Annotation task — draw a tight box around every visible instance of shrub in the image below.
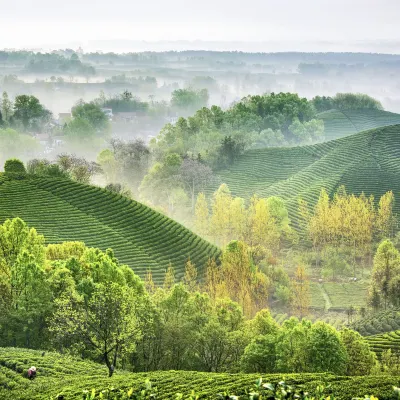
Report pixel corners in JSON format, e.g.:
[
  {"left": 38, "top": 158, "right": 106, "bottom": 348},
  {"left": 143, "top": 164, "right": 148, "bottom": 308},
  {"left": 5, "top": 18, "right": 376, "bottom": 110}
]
[{"left": 4, "top": 159, "right": 26, "bottom": 174}]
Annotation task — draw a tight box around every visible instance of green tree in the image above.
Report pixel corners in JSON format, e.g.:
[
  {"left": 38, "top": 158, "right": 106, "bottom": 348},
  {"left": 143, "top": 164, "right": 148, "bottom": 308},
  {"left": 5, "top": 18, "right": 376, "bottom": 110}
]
[
  {"left": 64, "top": 117, "right": 96, "bottom": 140},
  {"left": 241, "top": 334, "right": 277, "bottom": 373},
  {"left": 71, "top": 101, "right": 109, "bottom": 133},
  {"left": 13, "top": 95, "right": 51, "bottom": 131},
  {"left": 4, "top": 158, "right": 26, "bottom": 174},
  {"left": 50, "top": 282, "right": 139, "bottom": 377},
  {"left": 306, "top": 321, "right": 348, "bottom": 374},
  {"left": 340, "top": 328, "right": 377, "bottom": 376},
  {"left": 370, "top": 240, "right": 400, "bottom": 309},
  {"left": 1, "top": 91, "right": 13, "bottom": 121},
  {"left": 171, "top": 88, "right": 209, "bottom": 113}
]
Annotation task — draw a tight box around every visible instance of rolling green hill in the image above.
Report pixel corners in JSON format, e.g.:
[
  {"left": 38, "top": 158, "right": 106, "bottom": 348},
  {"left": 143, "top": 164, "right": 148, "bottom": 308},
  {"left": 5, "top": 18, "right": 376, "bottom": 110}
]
[
  {"left": 1, "top": 348, "right": 398, "bottom": 400},
  {"left": 319, "top": 108, "right": 400, "bottom": 141},
  {"left": 0, "top": 175, "right": 220, "bottom": 283},
  {"left": 212, "top": 124, "right": 400, "bottom": 221}
]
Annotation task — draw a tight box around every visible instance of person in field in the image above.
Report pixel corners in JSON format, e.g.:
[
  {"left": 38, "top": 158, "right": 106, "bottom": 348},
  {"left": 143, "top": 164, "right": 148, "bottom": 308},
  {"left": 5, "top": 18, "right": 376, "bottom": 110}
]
[{"left": 27, "top": 366, "right": 37, "bottom": 380}]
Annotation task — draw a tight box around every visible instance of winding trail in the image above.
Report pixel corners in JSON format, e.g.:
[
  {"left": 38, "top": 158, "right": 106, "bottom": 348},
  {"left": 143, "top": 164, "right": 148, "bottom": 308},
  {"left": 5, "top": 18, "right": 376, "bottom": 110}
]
[{"left": 318, "top": 283, "right": 332, "bottom": 311}]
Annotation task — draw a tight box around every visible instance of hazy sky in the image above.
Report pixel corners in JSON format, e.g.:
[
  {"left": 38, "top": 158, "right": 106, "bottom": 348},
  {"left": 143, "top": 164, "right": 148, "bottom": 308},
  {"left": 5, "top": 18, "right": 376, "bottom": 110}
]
[{"left": 1, "top": 0, "right": 400, "bottom": 51}]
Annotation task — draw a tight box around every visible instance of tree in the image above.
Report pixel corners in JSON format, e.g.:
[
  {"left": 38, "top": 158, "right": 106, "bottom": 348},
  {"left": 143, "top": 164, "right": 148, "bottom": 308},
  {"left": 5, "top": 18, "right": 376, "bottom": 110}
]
[
  {"left": 218, "top": 136, "right": 244, "bottom": 167},
  {"left": 376, "top": 191, "right": 396, "bottom": 239},
  {"left": 183, "top": 258, "right": 198, "bottom": 292},
  {"left": 71, "top": 101, "right": 109, "bottom": 133},
  {"left": 306, "top": 321, "right": 348, "bottom": 374},
  {"left": 0, "top": 218, "right": 49, "bottom": 348},
  {"left": 204, "top": 258, "right": 222, "bottom": 304},
  {"left": 370, "top": 240, "right": 400, "bottom": 309},
  {"left": 163, "top": 264, "right": 175, "bottom": 291},
  {"left": 64, "top": 117, "right": 96, "bottom": 140},
  {"left": 4, "top": 158, "right": 26, "bottom": 174},
  {"left": 291, "top": 265, "right": 310, "bottom": 318},
  {"left": 340, "top": 328, "right": 377, "bottom": 376},
  {"left": 13, "top": 95, "right": 51, "bottom": 131},
  {"left": 50, "top": 282, "right": 139, "bottom": 377},
  {"left": 210, "top": 184, "right": 232, "bottom": 246},
  {"left": 171, "top": 88, "right": 209, "bottom": 113},
  {"left": 241, "top": 334, "right": 277, "bottom": 373},
  {"left": 1, "top": 91, "right": 13, "bottom": 121},
  {"left": 222, "top": 241, "right": 270, "bottom": 316}
]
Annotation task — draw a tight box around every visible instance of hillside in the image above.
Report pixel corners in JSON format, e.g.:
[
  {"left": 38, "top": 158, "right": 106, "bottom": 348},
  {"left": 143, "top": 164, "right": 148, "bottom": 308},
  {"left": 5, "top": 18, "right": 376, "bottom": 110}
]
[
  {"left": 351, "top": 309, "right": 400, "bottom": 337},
  {"left": 212, "top": 124, "right": 400, "bottom": 221},
  {"left": 0, "top": 175, "right": 220, "bottom": 283},
  {"left": 0, "top": 348, "right": 398, "bottom": 400},
  {"left": 319, "top": 108, "right": 400, "bottom": 141},
  {"left": 366, "top": 331, "right": 400, "bottom": 357}
]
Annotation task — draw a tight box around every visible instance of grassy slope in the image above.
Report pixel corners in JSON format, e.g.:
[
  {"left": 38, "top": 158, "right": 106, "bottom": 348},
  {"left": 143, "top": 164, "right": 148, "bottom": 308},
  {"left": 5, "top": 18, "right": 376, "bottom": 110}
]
[
  {"left": 1, "top": 348, "right": 399, "bottom": 400},
  {"left": 212, "top": 124, "right": 400, "bottom": 224},
  {"left": 0, "top": 175, "right": 220, "bottom": 283},
  {"left": 319, "top": 109, "right": 400, "bottom": 141}
]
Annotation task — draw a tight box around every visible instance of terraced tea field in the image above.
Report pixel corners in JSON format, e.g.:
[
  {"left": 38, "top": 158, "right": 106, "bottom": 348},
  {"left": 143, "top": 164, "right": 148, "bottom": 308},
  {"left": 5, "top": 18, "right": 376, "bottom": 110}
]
[
  {"left": 319, "top": 109, "right": 400, "bottom": 141},
  {"left": 351, "top": 309, "right": 400, "bottom": 336},
  {"left": 366, "top": 330, "right": 400, "bottom": 357},
  {"left": 212, "top": 124, "right": 400, "bottom": 223},
  {"left": 1, "top": 348, "right": 399, "bottom": 400},
  {"left": 0, "top": 176, "right": 220, "bottom": 283},
  {"left": 309, "top": 282, "right": 368, "bottom": 311}
]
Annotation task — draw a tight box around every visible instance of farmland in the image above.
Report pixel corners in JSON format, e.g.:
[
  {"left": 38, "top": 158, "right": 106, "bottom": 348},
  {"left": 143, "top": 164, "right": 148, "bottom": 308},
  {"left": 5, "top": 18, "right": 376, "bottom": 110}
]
[
  {"left": 1, "top": 348, "right": 399, "bottom": 400},
  {"left": 0, "top": 175, "right": 220, "bottom": 283},
  {"left": 319, "top": 109, "right": 400, "bottom": 141},
  {"left": 211, "top": 124, "right": 400, "bottom": 223},
  {"left": 351, "top": 309, "right": 400, "bottom": 336},
  {"left": 366, "top": 331, "right": 400, "bottom": 357}
]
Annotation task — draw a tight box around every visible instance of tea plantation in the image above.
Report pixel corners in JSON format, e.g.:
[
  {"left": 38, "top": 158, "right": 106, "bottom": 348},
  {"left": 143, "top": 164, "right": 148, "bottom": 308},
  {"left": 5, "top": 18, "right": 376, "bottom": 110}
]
[
  {"left": 212, "top": 124, "right": 400, "bottom": 224},
  {"left": 319, "top": 108, "right": 400, "bottom": 141},
  {"left": 351, "top": 309, "right": 400, "bottom": 336},
  {"left": 1, "top": 348, "right": 399, "bottom": 400},
  {"left": 0, "top": 175, "right": 220, "bottom": 283},
  {"left": 366, "top": 331, "right": 400, "bottom": 357}
]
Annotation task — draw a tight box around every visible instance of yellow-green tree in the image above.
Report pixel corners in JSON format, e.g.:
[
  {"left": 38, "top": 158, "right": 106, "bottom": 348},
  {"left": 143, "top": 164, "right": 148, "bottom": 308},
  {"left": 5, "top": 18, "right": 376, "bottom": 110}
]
[
  {"left": 376, "top": 191, "right": 396, "bottom": 239},
  {"left": 229, "top": 196, "right": 247, "bottom": 241},
  {"left": 145, "top": 269, "right": 155, "bottom": 294},
  {"left": 291, "top": 265, "right": 310, "bottom": 318},
  {"left": 183, "top": 258, "right": 198, "bottom": 292},
  {"left": 248, "top": 196, "right": 280, "bottom": 252},
  {"left": 163, "top": 263, "right": 175, "bottom": 291},
  {"left": 210, "top": 184, "right": 232, "bottom": 246}
]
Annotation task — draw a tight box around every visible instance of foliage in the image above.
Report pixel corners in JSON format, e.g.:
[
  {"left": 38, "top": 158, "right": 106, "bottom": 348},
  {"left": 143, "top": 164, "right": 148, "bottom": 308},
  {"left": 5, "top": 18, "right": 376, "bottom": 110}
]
[
  {"left": 153, "top": 93, "right": 323, "bottom": 171},
  {"left": 171, "top": 88, "right": 209, "bottom": 113},
  {"left": 369, "top": 240, "right": 400, "bottom": 309},
  {"left": 4, "top": 158, "right": 26, "bottom": 174},
  {"left": 196, "top": 185, "right": 295, "bottom": 251},
  {"left": 312, "top": 93, "right": 383, "bottom": 113},
  {"left": 13, "top": 95, "right": 52, "bottom": 131},
  {"left": 68, "top": 101, "right": 109, "bottom": 138}
]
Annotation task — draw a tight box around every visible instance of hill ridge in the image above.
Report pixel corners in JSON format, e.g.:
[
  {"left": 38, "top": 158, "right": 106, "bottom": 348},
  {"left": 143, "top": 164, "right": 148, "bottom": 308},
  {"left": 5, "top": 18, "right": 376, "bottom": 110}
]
[
  {"left": 211, "top": 124, "right": 400, "bottom": 222},
  {"left": 0, "top": 175, "right": 220, "bottom": 282}
]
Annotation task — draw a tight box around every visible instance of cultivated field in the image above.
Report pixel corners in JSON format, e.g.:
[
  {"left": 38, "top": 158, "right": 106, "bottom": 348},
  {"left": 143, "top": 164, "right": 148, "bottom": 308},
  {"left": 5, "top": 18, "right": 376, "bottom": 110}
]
[
  {"left": 212, "top": 124, "right": 400, "bottom": 224},
  {"left": 0, "top": 175, "right": 220, "bottom": 283},
  {"left": 319, "top": 109, "right": 400, "bottom": 141},
  {"left": 0, "top": 348, "right": 398, "bottom": 400}
]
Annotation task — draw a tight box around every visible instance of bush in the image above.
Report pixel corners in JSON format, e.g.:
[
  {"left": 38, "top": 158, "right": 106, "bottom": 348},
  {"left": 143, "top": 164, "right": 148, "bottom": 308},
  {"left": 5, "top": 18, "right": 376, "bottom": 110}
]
[{"left": 4, "top": 159, "right": 26, "bottom": 174}]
